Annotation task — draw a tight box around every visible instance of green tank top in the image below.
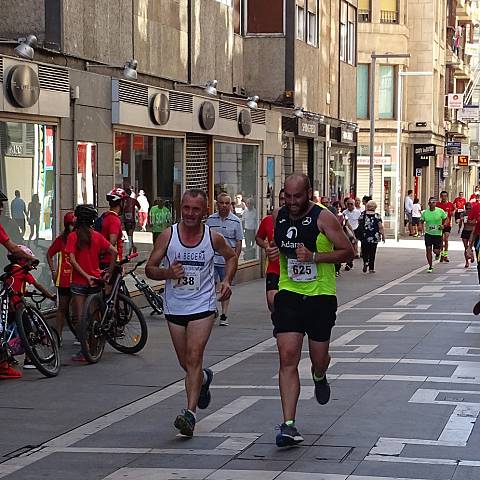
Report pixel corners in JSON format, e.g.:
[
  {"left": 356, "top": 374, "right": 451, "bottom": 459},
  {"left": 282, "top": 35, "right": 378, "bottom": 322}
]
[{"left": 275, "top": 204, "right": 336, "bottom": 296}]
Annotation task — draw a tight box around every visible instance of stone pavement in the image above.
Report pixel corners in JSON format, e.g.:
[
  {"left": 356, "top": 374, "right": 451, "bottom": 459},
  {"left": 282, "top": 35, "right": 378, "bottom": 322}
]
[{"left": 1, "top": 239, "right": 480, "bottom": 479}]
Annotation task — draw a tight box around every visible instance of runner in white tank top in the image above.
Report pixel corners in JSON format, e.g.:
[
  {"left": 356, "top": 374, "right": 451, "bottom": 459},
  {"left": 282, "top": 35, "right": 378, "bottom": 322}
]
[
  {"left": 146, "top": 189, "right": 238, "bottom": 438},
  {"left": 163, "top": 223, "right": 216, "bottom": 316}
]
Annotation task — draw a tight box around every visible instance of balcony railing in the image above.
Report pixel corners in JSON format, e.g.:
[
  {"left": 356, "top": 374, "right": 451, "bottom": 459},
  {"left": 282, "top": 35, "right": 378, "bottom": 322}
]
[
  {"left": 358, "top": 9, "right": 371, "bottom": 22},
  {"left": 380, "top": 10, "right": 399, "bottom": 24}
]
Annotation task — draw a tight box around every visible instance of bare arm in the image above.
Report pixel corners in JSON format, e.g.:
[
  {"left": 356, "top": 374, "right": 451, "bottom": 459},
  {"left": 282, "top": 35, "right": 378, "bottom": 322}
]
[
  {"left": 109, "top": 233, "right": 118, "bottom": 248},
  {"left": 234, "top": 240, "right": 242, "bottom": 258},
  {"left": 31, "top": 279, "right": 55, "bottom": 300},
  {"left": 297, "top": 210, "right": 354, "bottom": 264},
  {"left": 145, "top": 227, "right": 183, "bottom": 281},
  {"left": 378, "top": 220, "right": 385, "bottom": 242}
]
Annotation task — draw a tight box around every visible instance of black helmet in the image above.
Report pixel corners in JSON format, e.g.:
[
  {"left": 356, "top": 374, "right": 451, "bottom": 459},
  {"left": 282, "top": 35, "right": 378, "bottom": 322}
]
[
  {"left": 0, "top": 191, "right": 7, "bottom": 202},
  {"left": 74, "top": 204, "right": 98, "bottom": 225}
]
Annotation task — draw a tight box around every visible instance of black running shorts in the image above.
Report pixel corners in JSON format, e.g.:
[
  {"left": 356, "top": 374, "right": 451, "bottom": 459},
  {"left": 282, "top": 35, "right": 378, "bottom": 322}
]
[
  {"left": 265, "top": 273, "right": 280, "bottom": 292},
  {"left": 272, "top": 290, "right": 337, "bottom": 342},
  {"left": 165, "top": 311, "right": 216, "bottom": 327},
  {"left": 424, "top": 233, "right": 442, "bottom": 250},
  {"left": 443, "top": 226, "right": 452, "bottom": 234}
]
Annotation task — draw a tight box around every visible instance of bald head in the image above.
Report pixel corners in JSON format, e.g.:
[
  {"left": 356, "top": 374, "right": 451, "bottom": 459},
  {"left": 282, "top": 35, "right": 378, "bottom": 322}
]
[{"left": 285, "top": 173, "right": 311, "bottom": 192}]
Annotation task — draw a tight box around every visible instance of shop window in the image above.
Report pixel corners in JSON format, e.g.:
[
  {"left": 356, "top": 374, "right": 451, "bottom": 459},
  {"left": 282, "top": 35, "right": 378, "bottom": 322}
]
[
  {"left": 133, "top": 135, "right": 154, "bottom": 202},
  {"left": 214, "top": 142, "right": 259, "bottom": 262},
  {"left": 297, "top": 5, "right": 305, "bottom": 41},
  {"left": 246, "top": 0, "right": 284, "bottom": 34},
  {"left": 114, "top": 132, "right": 132, "bottom": 189},
  {"left": 77, "top": 142, "right": 97, "bottom": 206},
  {"left": 357, "top": 64, "right": 369, "bottom": 119},
  {"left": 378, "top": 65, "right": 395, "bottom": 119},
  {"left": 0, "top": 121, "right": 56, "bottom": 288}
]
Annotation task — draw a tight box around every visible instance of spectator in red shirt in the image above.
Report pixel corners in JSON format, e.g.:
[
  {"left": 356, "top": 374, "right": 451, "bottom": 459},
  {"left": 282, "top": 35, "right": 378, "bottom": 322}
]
[
  {"left": 100, "top": 188, "right": 127, "bottom": 268},
  {"left": 470, "top": 186, "right": 480, "bottom": 201},
  {"left": 255, "top": 189, "right": 285, "bottom": 312},
  {"left": 436, "top": 191, "right": 455, "bottom": 262},
  {"left": 453, "top": 192, "right": 467, "bottom": 223},
  {"left": 66, "top": 204, "right": 117, "bottom": 362},
  {"left": 47, "top": 211, "right": 76, "bottom": 343}
]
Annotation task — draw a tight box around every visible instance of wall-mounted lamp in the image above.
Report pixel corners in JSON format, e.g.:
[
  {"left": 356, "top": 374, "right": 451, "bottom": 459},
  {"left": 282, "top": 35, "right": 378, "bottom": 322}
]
[
  {"left": 0, "top": 34, "right": 37, "bottom": 60},
  {"left": 247, "top": 95, "right": 259, "bottom": 110},
  {"left": 86, "top": 58, "right": 138, "bottom": 80},
  {"left": 293, "top": 106, "right": 304, "bottom": 118},
  {"left": 205, "top": 79, "right": 218, "bottom": 96}
]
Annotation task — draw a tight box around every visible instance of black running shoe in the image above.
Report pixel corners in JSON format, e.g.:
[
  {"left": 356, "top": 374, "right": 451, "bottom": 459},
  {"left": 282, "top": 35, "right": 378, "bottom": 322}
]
[
  {"left": 312, "top": 368, "right": 331, "bottom": 405},
  {"left": 198, "top": 368, "right": 214, "bottom": 409},
  {"left": 174, "top": 409, "right": 196, "bottom": 437},
  {"left": 474, "top": 301, "right": 480, "bottom": 316},
  {"left": 275, "top": 423, "right": 304, "bottom": 447}
]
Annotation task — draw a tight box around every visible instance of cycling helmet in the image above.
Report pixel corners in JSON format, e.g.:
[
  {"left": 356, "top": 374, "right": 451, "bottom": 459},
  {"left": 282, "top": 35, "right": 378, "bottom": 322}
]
[
  {"left": 0, "top": 190, "right": 7, "bottom": 202},
  {"left": 63, "top": 211, "right": 76, "bottom": 226},
  {"left": 74, "top": 204, "right": 98, "bottom": 225},
  {"left": 106, "top": 188, "right": 127, "bottom": 203},
  {"left": 7, "top": 244, "right": 34, "bottom": 263}
]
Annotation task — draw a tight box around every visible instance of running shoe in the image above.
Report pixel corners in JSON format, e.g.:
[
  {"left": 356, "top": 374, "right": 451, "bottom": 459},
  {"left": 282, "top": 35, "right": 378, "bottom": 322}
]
[
  {"left": 219, "top": 314, "right": 229, "bottom": 326},
  {"left": 174, "top": 409, "right": 196, "bottom": 437},
  {"left": 71, "top": 351, "right": 87, "bottom": 363},
  {"left": 23, "top": 358, "right": 36, "bottom": 370},
  {"left": 369, "top": 270, "right": 376, "bottom": 274},
  {"left": 474, "top": 301, "right": 480, "bottom": 316},
  {"left": 344, "top": 264, "right": 351, "bottom": 271},
  {"left": 311, "top": 367, "right": 331, "bottom": 405},
  {"left": 335, "top": 271, "right": 340, "bottom": 277},
  {"left": 198, "top": 368, "right": 214, "bottom": 410},
  {"left": 362, "top": 264, "right": 368, "bottom": 273},
  {"left": 275, "top": 423, "right": 304, "bottom": 447},
  {"left": 435, "top": 254, "right": 440, "bottom": 261},
  {"left": 427, "top": 267, "right": 433, "bottom": 273},
  {"left": 439, "top": 255, "right": 445, "bottom": 263},
  {"left": 443, "top": 257, "right": 450, "bottom": 263},
  {"left": 0, "top": 362, "right": 22, "bottom": 379}
]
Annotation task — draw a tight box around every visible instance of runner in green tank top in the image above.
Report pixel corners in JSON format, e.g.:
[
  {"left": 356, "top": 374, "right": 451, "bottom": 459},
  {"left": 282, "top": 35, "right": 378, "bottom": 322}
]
[{"left": 266, "top": 173, "right": 354, "bottom": 448}]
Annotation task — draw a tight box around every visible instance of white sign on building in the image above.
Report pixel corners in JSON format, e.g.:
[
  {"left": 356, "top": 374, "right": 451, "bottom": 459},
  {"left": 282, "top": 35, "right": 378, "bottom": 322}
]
[
  {"left": 457, "top": 105, "right": 480, "bottom": 123},
  {"left": 448, "top": 93, "right": 464, "bottom": 109}
]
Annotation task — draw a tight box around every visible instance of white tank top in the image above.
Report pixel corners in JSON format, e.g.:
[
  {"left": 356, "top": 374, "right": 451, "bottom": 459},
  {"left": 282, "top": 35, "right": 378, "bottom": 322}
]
[{"left": 164, "top": 223, "right": 217, "bottom": 316}]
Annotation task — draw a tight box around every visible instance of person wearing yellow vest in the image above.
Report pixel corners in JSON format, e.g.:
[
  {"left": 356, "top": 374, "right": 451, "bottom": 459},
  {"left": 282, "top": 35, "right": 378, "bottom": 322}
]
[{"left": 266, "top": 173, "right": 354, "bottom": 448}]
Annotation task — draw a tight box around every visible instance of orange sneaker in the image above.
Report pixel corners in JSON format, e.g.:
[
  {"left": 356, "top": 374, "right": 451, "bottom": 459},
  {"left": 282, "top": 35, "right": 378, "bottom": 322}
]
[{"left": 0, "top": 362, "right": 22, "bottom": 379}]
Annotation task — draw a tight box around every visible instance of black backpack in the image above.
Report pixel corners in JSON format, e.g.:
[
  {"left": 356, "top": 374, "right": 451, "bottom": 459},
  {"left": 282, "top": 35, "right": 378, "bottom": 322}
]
[{"left": 93, "top": 212, "right": 108, "bottom": 232}]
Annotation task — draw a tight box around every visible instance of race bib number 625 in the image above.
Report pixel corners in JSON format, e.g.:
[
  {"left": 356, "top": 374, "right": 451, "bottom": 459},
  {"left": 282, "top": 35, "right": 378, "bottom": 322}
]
[{"left": 287, "top": 259, "right": 317, "bottom": 282}]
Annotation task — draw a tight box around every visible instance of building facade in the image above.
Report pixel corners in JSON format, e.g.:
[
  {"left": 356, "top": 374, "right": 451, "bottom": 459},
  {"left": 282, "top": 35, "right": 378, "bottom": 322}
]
[
  {"left": 0, "top": 0, "right": 357, "bottom": 284},
  {"left": 357, "top": 0, "right": 478, "bottom": 235}
]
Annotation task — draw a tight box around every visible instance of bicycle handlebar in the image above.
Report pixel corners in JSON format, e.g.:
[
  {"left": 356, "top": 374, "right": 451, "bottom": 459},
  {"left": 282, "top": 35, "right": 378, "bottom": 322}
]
[{"left": 24, "top": 290, "right": 57, "bottom": 308}]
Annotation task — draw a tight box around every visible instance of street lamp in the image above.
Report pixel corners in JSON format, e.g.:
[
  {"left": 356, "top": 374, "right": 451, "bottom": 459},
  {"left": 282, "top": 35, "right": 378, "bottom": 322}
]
[
  {"left": 369, "top": 52, "right": 410, "bottom": 197},
  {"left": 86, "top": 59, "right": 138, "bottom": 80},
  {"left": 0, "top": 35, "right": 37, "bottom": 60},
  {"left": 394, "top": 70, "right": 433, "bottom": 242}
]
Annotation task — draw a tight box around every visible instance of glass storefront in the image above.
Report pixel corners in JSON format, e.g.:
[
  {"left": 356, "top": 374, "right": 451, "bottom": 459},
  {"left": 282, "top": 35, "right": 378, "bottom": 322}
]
[
  {"left": 114, "top": 132, "right": 183, "bottom": 247},
  {"left": 214, "top": 142, "right": 259, "bottom": 262},
  {"left": 329, "top": 147, "right": 353, "bottom": 203},
  {"left": 0, "top": 121, "right": 56, "bottom": 285}
]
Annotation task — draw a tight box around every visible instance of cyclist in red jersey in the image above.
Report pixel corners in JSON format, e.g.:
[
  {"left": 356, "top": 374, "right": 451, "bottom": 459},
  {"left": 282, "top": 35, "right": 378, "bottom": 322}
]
[
  {"left": 256, "top": 189, "right": 285, "bottom": 312},
  {"left": 436, "top": 191, "right": 455, "bottom": 263},
  {"left": 47, "top": 211, "right": 76, "bottom": 343}
]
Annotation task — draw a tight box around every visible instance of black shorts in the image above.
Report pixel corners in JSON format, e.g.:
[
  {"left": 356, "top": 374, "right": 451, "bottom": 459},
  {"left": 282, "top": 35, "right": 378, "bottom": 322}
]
[
  {"left": 443, "top": 226, "right": 452, "bottom": 234},
  {"left": 266, "top": 273, "right": 280, "bottom": 292},
  {"left": 461, "top": 229, "right": 473, "bottom": 240},
  {"left": 124, "top": 222, "right": 136, "bottom": 232},
  {"left": 412, "top": 217, "right": 420, "bottom": 226},
  {"left": 57, "top": 287, "right": 71, "bottom": 297},
  {"left": 272, "top": 290, "right": 337, "bottom": 342},
  {"left": 455, "top": 211, "right": 462, "bottom": 221},
  {"left": 424, "top": 233, "right": 442, "bottom": 250},
  {"left": 165, "top": 310, "right": 216, "bottom": 327}
]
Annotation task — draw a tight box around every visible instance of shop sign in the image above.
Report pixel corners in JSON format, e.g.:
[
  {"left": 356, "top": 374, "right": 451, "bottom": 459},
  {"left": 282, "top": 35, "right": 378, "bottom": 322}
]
[
  {"left": 6, "top": 64, "right": 40, "bottom": 108},
  {"left": 448, "top": 93, "right": 464, "bottom": 109},
  {"left": 414, "top": 144, "right": 436, "bottom": 168},
  {"left": 446, "top": 141, "right": 461, "bottom": 155},
  {"left": 341, "top": 128, "right": 354, "bottom": 143},
  {"left": 238, "top": 109, "right": 252, "bottom": 136},
  {"left": 457, "top": 105, "right": 480, "bottom": 123},
  {"left": 150, "top": 93, "right": 170, "bottom": 125},
  {"left": 297, "top": 118, "right": 318, "bottom": 138},
  {"left": 458, "top": 155, "right": 469, "bottom": 166},
  {"left": 7, "top": 142, "right": 23, "bottom": 156},
  {"left": 357, "top": 156, "right": 391, "bottom": 166},
  {"left": 415, "top": 168, "right": 422, "bottom": 177}
]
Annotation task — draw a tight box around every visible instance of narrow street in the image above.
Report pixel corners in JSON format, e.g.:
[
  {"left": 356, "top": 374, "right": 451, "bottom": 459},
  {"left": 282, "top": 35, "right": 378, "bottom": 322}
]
[{"left": 0, "top": 241, "right": 479, "bottom": 480}]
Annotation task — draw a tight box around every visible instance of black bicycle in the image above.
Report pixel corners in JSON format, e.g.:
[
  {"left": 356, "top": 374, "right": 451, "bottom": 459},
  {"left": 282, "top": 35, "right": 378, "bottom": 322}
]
[
  {"left": 123, "top": 260, "right": 164, "bottom": 315},
  {"left": 0, "top": 264, "right": 60, "bottom": 378},
  {"left": 78, "top": 254, "right": 148, "bottom": 363}
]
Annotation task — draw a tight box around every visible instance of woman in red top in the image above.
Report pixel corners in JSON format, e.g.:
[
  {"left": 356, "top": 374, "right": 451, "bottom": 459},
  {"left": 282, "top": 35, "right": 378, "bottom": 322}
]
[
  {"left": 65, "top": 204, "right": 116, "bottom": 362},
  {"left": 47, "top": 211, "right": 76, "bottom": 343}
]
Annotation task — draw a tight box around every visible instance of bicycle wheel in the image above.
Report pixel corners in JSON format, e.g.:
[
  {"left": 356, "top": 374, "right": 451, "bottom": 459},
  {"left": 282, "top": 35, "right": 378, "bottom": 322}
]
[
  {"left": 78, "top": 294, "right": 107, "bottom": 363},
  {"left": 15, "top": 305, "right": 60, "bottom": 377},
  {"left": 107, "top": 293, "right": 148, "bottom": 354},
  {"left": 144, "top": 286, "right": 164, "bottom": 315}
]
